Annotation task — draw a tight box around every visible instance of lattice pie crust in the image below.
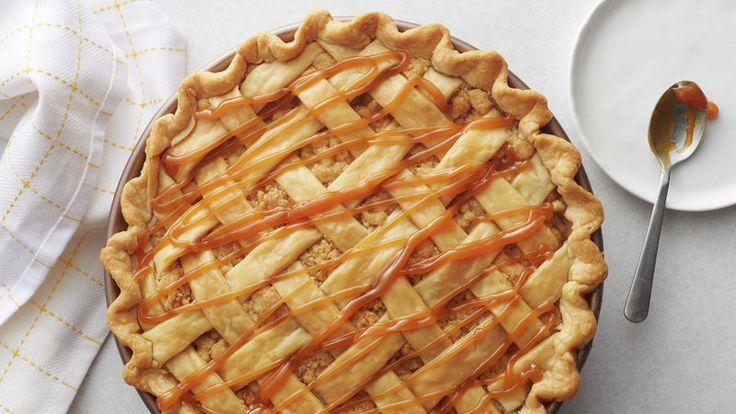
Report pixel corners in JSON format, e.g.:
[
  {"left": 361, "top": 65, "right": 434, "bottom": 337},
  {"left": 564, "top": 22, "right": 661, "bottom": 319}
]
[{"left": 101, "top": 11, "right": 606, "bottom": 414}]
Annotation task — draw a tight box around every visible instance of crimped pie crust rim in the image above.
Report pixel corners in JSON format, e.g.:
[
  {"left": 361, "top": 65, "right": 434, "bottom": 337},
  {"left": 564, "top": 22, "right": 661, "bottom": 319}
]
[{"left": 101, "top": 11, "right": 607, "bottom": 414}]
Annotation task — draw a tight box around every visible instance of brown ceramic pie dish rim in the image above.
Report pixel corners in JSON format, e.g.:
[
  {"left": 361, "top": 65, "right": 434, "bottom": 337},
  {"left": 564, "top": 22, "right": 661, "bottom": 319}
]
[{"left": 104, "top": 18, "right": 604, "bottom": 414}]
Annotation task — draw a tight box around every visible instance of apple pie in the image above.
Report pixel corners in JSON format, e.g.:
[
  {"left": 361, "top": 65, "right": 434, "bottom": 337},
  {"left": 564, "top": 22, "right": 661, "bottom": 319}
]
[{"left": 102, "top": 11, "right": 607, "bottom": 414}]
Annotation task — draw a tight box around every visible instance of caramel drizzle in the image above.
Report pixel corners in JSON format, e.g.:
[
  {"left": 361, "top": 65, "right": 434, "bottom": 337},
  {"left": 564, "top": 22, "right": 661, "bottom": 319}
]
[
  {"left": 195, "top": 247, "right": 550, "bottom": 405},
  {"left": 258, "top": 164, "right": 549, "bottom": 400},
  {"left": 138, "top": 50, "right": 557, "bottom": 412},
  {"left": 269, "top": 247, "right": 555, "bottom": 414}
]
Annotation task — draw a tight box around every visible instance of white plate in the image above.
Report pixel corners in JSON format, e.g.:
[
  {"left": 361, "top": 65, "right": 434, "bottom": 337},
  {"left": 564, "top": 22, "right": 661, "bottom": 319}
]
[{"left": 570, "top": 0, "right": 736, "bottom": 211}]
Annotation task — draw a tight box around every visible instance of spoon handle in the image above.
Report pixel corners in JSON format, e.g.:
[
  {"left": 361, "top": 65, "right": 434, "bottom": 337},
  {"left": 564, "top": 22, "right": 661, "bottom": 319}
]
[{"left": 624, "top": 167, "right": 671, "bottom": 323}]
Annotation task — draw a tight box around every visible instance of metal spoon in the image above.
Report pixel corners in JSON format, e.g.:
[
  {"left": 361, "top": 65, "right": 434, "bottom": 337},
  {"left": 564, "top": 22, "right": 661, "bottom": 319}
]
[{"left": 624, "top": 81, "right": 709, "bottom": 323}]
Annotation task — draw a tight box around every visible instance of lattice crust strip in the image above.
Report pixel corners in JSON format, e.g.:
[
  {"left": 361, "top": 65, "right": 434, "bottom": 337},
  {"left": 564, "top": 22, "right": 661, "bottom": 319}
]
[{"left": 101, "top": 11, "right": 606, "bottom": 414}]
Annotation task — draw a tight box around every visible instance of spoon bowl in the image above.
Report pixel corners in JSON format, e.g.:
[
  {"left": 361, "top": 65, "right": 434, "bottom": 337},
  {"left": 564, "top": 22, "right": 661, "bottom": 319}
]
[{"left": 648, "top": 81, "right": 708, "bottom": 168}]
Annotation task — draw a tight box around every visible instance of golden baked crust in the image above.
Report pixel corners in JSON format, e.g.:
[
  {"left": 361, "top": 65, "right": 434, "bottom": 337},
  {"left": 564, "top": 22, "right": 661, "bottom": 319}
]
[{"left": 101, "top": 11, "right": 606, "bottom": 414}]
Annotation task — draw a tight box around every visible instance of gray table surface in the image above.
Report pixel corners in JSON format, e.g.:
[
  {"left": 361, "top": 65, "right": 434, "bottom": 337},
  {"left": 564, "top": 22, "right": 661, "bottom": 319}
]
[{"left": 70, "top": 1, "right": 736, "bottom": 413}]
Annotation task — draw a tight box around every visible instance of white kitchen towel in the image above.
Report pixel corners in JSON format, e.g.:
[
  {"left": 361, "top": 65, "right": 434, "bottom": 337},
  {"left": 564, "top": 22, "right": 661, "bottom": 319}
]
[{"left": 0, "top": 0, "right": 185, "bottom": 412}]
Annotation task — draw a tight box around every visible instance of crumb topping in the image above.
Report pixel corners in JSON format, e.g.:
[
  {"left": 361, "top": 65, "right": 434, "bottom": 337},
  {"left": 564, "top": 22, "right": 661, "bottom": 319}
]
[
  {"left": 350, "top": 299, "right": 386, "bottom": 329},
  {"left": 550, "top": 213, "right": 572, "bottom": 244},
  {"left": 438, "top": 290, "right": 486, "bottom": 341},
  {"left": 213, "top": 241, "right": 243, "bottom": 274},
  {"left": 406, "top": 144, "right": 439, "bottom": 176},
  {"left": 358, "top": 190, "right": 398, "bottom": 230},
  {"left": 545, "top": 191, "right": 572, "bottom": 242},
  {"left": 406, "top": 239, "right": 441, "bottom": 285},
  {"left": 223, "top": 143, "right": 248, "bottom": 165},
  {"left": 311, "top": 155, "right": 350, "bottom": 184},
  {"left": 448, "top": 87, "right": 497, "bottom": 123},
  {"left": 408, "top": 239, "right": 440, "bottom": 267},
  {"left": 404, "top": 57, "right": 431, "bottom": 79},
  {"left": 194, "top": 331, "right": 227, "bottom": 362},
  {"left": 449, "top": 94, "right": 471, "bottom": 121},
  {"left": 155, "top": 264, "right": 193, "bottom": 311},
  {"left": 241, "top": 286, "right": 288, "bottom": 323},
  {"left": 295, "top": 349, "right": 334, "bottom": 385},
  {"left": 466, "top": 89, "right": 493, "bottom": 115},
  {"left": 453, "top": 199, "right": 487, "bottom": 233},
  {"left": 298, "top": 238, "right": 342, "bottom": 284},
  {"left": 236, "top": 383, "right": 268, "bottom": 411},
  {"left": 506, "top": 129, "right": 535, "bottom": 160},
  {"left": 353, "top": 94, "right": 381, "bottom": 118},
  {"left": 299, "top": 135, "right": 353, "bottom": 184},
  {"left": 353, "top": 93, "right": 392, "bottom": 131},
  {"left": 389, "top": 342, "right": 423, "bottom": 379},
  {"left": 247, "top": 182, "right": 292, "bottom": 210}
]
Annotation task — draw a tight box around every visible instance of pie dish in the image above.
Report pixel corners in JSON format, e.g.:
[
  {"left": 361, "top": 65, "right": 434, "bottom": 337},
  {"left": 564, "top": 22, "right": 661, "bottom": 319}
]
[{"left": 101, "top": 11, "right": 607, "bottom": 414}]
